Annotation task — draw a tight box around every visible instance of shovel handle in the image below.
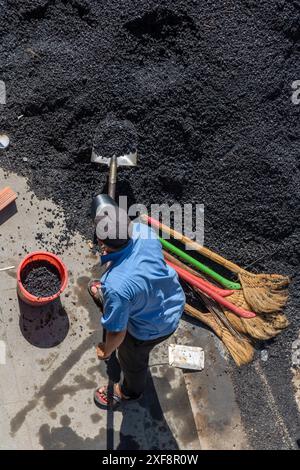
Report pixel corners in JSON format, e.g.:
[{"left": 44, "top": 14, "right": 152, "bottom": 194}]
[
  {"left": 108, "top": 155, "right": 117, "bottom": 200},
  {"left": 104, "top": 156, "right": 117, "bottom": 343}
]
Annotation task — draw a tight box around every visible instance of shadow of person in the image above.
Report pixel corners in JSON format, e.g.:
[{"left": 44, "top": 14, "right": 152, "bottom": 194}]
[
  {"left": 117, "top": 373, "right": 179, "bottom": 450},
  {"left": 18, "top": 296, "right": 69, "bottom": 348},
  {"left": 38, "top": 423, "right": 110, "bottom": 450}
]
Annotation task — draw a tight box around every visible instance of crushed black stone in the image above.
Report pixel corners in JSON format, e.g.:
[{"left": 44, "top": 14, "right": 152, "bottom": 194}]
[
  {"left": 21, "top": 261, "right": 61, "bottom": 298},
  {"left": 93, "top": 117, "right": 137, "bottom": 158},
  {"left": 0, "top": 0, "right": 299, "bottom": 449}
]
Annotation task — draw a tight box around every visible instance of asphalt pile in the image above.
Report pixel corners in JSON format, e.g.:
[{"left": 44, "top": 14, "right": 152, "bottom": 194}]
[{"left": 0, "top": 0, "right": 299, "bottom": 449}]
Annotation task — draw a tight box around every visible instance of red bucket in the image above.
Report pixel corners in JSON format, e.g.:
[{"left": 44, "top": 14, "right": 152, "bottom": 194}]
[{"left": 17, "top": 251, "right": 68, "bottom": 307}]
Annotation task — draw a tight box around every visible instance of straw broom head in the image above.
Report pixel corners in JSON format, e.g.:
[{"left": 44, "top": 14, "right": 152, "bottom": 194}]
[
  {"left": 184, "top": 303, "right": 254, "bottom": 366},
  {"left": 193, "top": 286, "right": 289, "bottom": 341},
  {"left": 238, "top": 271, "right": 290, "bottom": 314},
  {"left": 195, "top": 280, "right": 289, "bottom": 341},
  {"left": 223, "top": 289, "right": 289, "bottom": 340},
  {"left": 223, "top": 310, "right": 289, "bottom": 341}
]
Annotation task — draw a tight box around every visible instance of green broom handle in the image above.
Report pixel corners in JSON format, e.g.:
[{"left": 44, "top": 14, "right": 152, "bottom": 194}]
[{"left": 159, "top": 237, "right": 241, "bottom": 290}]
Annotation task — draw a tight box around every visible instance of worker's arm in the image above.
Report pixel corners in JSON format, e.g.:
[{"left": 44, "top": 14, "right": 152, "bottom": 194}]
[
  {"left": 98, "top": 289, "right": 130, "bottom": 359},
  {"left": 96, "top": 330, "right": 126, "bottom": 359}
]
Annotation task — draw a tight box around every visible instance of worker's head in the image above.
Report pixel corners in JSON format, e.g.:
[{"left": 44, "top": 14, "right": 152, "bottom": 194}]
[{"left": 94, "top": 196, "right": 131, "bottom": 253}]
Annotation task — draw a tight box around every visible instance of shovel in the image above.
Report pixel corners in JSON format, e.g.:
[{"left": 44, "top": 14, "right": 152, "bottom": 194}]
[
  {"left": 91, "top": 118, "right": 138, "bottom": 356},
  {"left": 91, "top": 118, "right": 138, "bottom": 201}
]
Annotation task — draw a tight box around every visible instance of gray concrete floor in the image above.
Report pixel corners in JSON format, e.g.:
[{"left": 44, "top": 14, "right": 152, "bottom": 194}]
[
  {"left": 0, "top": 168, "right": 201, "bottom": 450},
  {"left": 2, "top": 168, "right": 270, "bottom": 450}
]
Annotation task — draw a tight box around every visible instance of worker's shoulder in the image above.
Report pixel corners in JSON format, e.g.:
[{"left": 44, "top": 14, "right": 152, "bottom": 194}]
[{"left": 102, "top": 271, "right": 136, "bottom": 301}]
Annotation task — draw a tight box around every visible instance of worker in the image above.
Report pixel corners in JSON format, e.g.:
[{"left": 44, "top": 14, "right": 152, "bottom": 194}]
[{"left": 88, "top": 197, "right": 185, "bottom": 409}]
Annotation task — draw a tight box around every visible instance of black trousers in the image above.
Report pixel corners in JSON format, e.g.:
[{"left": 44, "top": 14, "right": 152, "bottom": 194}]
[{"left": 117, "top": 331, "right": 173, "bottom": 399}]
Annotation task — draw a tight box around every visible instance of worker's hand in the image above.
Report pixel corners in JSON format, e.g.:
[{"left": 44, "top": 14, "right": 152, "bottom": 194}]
[{"left": 96, "top": 342, "right": 110, "bottom": 360}]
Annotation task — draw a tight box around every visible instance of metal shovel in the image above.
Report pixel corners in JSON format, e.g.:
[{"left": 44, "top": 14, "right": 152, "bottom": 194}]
[{"left": 91, "top": 118, "right": 138, "bottom": 201}]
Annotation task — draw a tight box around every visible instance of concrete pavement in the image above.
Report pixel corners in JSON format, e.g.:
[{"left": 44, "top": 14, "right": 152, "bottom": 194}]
[{"left": 0, "top": 168, "right": 200, "bottom": 450}]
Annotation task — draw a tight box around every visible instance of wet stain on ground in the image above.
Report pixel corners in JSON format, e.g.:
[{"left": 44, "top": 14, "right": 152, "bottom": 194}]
[
  {"left": 90, "top": 413, "right": 102, "bottom": 423},
  {"left": 38, "top": 423, "right": 110, "bottom": 450},
  {"left": 10, "top": 334, "right": 97, "bottom": 434},
  {"left": 10, "top": 399, "right": 38, "bottom": 435},
  {"left": 87, "top": 365, "right": 101, "bottom": 376},
  {"left": 73, "top": 276, "right": 101, "bottom": 329},
  {"left": 43, "top": 377, "right": 98, "bottom": 410},
  {"left": 60, "top": 415, "right": 71, "bottom": 426}
]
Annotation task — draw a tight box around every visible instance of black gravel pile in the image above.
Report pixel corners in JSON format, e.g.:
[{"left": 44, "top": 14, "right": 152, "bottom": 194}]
[
  {"left": 21, "top": 260, "right": 61, "bottom": 297},
  {"left": 0, "top": 0, "right": 299, "bottom": 448}
]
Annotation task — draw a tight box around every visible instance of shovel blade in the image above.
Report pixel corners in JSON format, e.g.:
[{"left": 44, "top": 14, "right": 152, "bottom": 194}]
[
  {"left": 91, "top": 117, "right": 138, "bottom": 167},
  {"left": 91, "top": 149, "right": 137, "bottom": 167}
]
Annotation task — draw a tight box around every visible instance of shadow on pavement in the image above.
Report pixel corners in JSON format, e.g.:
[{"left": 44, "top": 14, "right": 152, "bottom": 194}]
[
  {"left": 104, "top": 354, "right": 178, "bottom": 450},
  {"left": 117, "top": 374, "right": 179, "bottom": 450},
  {"left": 18, "top": 296, "right": 69, "bottom": 348}
]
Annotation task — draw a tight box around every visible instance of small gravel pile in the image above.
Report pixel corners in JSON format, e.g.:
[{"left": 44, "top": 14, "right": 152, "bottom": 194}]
[{"left": 21, "top": 261, "right": 61, "bottom": 297}]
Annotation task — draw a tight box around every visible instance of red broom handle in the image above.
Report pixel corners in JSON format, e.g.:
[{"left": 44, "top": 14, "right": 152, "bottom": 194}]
[
  {"left": 167, "top": 260, "right": 256, "bottom": 318},
  {"left": 164, "top": 257, "right": 234, "bottom": 297}
]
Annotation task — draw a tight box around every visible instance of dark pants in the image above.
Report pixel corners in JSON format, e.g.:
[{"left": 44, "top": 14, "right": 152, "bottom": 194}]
[
  {"left": 96, "top": 284, "right": 174, "bottom": 399},
  {"left": 117, "top": 331, "right": 173, "bottom": 399}
]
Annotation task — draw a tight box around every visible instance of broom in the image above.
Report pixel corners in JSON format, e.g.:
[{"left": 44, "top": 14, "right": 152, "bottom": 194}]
[
  {"left": 223, "top": 308, "right": 289, "bottom": 340},
  {"left": 165, "top": 250, "right": 289, "bottom": 340},
  {"left": 164, "top": 250, "right": 234, "bottom": 297},
  {"left": 160, "top": 236, "right": 241, "bottom": 290},
  {"left": 186, "top": 283, "right": 244, "bottom": 340},
  {"left": 167, "top": 259, "right": 256, "bottom": 318},
  {"left": 194, "top": 287, "right": 288, "bottom": 341},
  {"left": 143, "top": 215, "right": 290, "bottom": 314},
  {"left": 184, "top": 303, "right": 255, "bottom": 366},
  {"left": 163, "top": 250, "right": 289, "bottom": 340}
]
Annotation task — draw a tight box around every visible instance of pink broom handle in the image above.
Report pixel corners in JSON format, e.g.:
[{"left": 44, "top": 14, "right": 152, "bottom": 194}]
[{"left": 167, "top": 260, "right": 256, "bottom": 319}]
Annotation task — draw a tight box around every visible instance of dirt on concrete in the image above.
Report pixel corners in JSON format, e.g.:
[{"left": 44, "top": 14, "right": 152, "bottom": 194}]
[
  {"left": 21, "top": 260, "right": 61, "bottom": 297},
  {"left": 0, "top": 0, "right": 300, "bottom": 449}
]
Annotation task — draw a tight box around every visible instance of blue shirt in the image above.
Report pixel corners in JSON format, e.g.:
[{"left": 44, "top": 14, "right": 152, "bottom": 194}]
[{"left": 100, "top": 222, "right": 185, "bottom": 340}]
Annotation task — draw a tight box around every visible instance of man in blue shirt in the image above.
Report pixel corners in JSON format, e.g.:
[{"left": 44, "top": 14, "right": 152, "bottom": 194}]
[{"left": 89, "top": 198, "right": 185, "bottom": 408}]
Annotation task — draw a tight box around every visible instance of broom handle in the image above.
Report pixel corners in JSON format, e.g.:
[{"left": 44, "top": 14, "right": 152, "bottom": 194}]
[
  {"left": 142, "top": 214, "right": 242, "bottom": 275},
  {"left": 164, "top": 253, "right": 234, "bottom": 297},
  {"left": 163, "top": 250, "right": 233, "bottom": 296},
  {"left": 160, "top": 236, "right": 241, "bottom": 290},
  {"left": 168, "top": 260, "right": 256, "bottom": 318}
]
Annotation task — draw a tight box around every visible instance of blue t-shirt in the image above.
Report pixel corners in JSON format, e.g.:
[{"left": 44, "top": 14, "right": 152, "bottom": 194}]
[{"left": 100, "top": 222, "right": 185, "bottom": 340}]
